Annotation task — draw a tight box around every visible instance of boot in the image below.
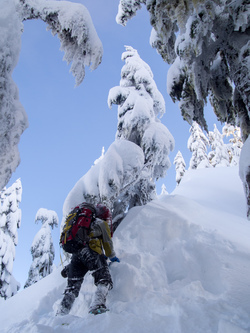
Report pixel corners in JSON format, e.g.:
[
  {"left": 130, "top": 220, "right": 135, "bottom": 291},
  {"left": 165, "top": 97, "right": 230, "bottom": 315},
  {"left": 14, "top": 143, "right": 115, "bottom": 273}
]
[
  {"left": 57, "top": 291, "right": 76, "bottom": 316},
  {"left": 57, "top": 279, "right": 82, "bottom": 316},
  {"left": 89, "top": 283, "right": 110, "bottom": 312}
]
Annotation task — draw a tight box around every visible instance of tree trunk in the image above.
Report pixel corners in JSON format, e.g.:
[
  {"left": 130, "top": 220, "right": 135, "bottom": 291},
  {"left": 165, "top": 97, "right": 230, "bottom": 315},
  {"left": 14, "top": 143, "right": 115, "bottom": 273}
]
[
  {"left": 245, "top": 168, "right": 250, "bottom": 220},
  {"left": 239, "top": 137, "right": 250, "bottom": 220}
]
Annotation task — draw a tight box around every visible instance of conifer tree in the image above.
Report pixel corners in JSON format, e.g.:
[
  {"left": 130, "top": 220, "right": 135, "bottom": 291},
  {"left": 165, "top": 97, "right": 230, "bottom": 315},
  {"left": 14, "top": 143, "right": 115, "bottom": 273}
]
[
  {"left": 116, "top": 0, "right": 250, "bottom": 219},
  {"left": 223, "top": 124, "right": 243, "bottom": 166},
  {"left": 160, "top": 184, "right": 168, "bottom": 195},
  {"left": 188, "top": 122, "right": 211, "bottom": 170},
  {"left": 108, "top": 46, "right": 174, "bottom": 228},
  {"left": 116, "top": 0, "right": 249, "bottom": 138},
  {"left": 63, "top": 46, "right": 174, "bottom": 231},
  {"left": 208, "top": 124, "right": 230, "bottom": 167},
  {"left": 24, "top": 208, "right": 58, "bottom": 288},
  {"left": 0, "top": 179, "right": 22, "bottom": 299},
  {"left": 174, "top": 151, "right": 186, "bottom": 185}
]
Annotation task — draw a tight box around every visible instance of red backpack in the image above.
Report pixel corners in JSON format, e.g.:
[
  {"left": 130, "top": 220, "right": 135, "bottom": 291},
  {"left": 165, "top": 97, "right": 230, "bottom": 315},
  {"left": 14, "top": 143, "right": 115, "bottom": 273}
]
[{"left": 60, "top": 202, "right": 96, "bottom": 253}]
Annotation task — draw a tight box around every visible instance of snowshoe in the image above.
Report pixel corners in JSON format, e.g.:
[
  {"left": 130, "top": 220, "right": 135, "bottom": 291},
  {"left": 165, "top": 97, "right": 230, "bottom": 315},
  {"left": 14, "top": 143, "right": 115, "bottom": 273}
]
[{"left": 89, "top": 305, "right": 109, "bottom": 315}]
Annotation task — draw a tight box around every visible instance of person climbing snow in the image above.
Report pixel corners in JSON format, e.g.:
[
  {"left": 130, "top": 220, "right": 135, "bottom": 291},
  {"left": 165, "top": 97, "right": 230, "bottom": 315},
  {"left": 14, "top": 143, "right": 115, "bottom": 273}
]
[{"left": 57, "top": 203, "right": 120, "bottom": 316}]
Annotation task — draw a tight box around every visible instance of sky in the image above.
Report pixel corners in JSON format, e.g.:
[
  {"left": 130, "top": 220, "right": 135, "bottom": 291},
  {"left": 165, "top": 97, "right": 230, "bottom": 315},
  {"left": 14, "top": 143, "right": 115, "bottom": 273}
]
[{"left": 9, "top": 0, "right": 222, "bottom": 288}]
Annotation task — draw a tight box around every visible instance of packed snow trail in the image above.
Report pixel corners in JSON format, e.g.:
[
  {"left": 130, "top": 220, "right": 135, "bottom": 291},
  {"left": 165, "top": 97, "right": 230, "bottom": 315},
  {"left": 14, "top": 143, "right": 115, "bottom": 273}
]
[{"left": 0, "top": 167, "right": 250, "bottom": 332}]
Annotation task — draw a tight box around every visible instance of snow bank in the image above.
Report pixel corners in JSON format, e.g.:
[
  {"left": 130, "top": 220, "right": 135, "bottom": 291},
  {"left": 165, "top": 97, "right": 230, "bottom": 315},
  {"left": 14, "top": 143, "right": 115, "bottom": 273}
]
[
  {"left": 1, "top": 167, "right": 250, "bottom": 332},
  {"left": 63, "top": 140, "right": 144, "bottom": 217}
]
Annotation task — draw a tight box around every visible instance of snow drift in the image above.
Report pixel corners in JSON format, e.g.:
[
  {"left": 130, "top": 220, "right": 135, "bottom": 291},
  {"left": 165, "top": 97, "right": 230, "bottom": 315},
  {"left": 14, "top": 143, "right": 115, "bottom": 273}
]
[{"left": 0, "top": 167, "right": 250, "bottom": 332}]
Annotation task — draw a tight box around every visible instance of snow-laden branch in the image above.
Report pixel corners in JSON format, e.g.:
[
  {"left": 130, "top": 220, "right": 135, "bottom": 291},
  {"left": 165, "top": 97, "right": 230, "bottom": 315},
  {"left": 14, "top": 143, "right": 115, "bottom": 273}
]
[
  {"left": 116, "top": 0, "right": 145, "bottom": 26},
  {"left": 18, "top": 0, "right": 103, "bottom": 86},
  {"left": 116, "top": 0, "right": 250, "bottom": 219},
  {"left": 116, "top": 0, "right": 250, "bottom": 136},
  {"left": 0, "top": 0, "right": 103, "bottom": 191},
  {"left": 35, "top": 208, "right": 58, "bottom": 228}
]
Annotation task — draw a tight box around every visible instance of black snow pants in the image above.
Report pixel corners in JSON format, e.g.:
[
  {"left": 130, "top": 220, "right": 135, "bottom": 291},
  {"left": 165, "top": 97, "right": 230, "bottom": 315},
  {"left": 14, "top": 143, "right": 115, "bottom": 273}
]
[{"left": 60, "top": 246, "right": 113, "bottom": 314}]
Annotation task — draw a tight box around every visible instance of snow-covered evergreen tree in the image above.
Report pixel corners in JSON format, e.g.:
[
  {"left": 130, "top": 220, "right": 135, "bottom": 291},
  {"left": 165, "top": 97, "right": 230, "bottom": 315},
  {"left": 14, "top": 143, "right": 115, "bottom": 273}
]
[
  {"left": 173, "top": 151, "right": 186, "bottom": 185},
  {"left": 0, "top": 0, "right": 103, "bottom": 191},
  {"left": 160, "top": 184, "right": 168, "bottom": 195},
  {"left": 24, "top": 208, "right": 58, "bottom": 288},
  {"left": 188, "top": 122, "right": 211, "bottom": 170},
  {"left": 223, "top": 124, "right": 243, "bottom": 166},
  {"left": 116, "top": 0, "right": 250, "bottom": 219},
  {"left": 0, "top": 1, "right": 28, "bottom": 192},
  {"left": 0, "top": 179, "right": 22, "bottom": 299},
  {"left": 63, "top": 46, "right": 174, "bottom": 231},
  {"left": 208, "top": 124, "right": 230, "bottom": 168},
  {"left": 108, "top": 46, "right": 174, "bottom": 227},
  {"left": 117, "top": 0, "right": 249, "bottom": 137}
]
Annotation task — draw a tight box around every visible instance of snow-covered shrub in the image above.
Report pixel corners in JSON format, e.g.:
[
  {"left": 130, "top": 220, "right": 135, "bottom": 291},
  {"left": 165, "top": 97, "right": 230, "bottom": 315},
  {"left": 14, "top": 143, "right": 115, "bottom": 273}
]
[{"left": 0, "top": 179, "right": 22, "bottom": 299}]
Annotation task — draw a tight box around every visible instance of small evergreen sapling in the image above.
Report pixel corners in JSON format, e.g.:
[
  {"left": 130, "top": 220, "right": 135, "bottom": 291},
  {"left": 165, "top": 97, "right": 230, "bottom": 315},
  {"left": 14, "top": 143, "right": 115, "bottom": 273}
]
[
  {"left": 208, "top": 124, "right": 230, "bottom": 168},
  {"left": 174, "top": 151, "right": 186, "bottom": 185},
  {"left": 222, "top": 124, "right": 243, "bottom": 166},
  {"left": 187, "top": 122, "right": 211, "bottom": 170},
  {"left": 24, "top": 208, "right": 58, "bottom": 288},
  {"left": 160, "top": 184, "right": 168, "bottom": 195}
]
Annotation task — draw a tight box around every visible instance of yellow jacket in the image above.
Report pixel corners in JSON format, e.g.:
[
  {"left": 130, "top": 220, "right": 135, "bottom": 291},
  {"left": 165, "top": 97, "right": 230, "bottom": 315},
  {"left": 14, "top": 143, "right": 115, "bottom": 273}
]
[{"left": 88, "top": 218, "right": 115, "bottom": 258}]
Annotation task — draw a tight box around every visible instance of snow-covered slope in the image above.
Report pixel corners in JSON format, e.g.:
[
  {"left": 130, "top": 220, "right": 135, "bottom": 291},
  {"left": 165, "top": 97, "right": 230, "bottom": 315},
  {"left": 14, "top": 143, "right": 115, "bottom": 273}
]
[{"left": 1, "top": 167, "right": 250, "bottom": 333}]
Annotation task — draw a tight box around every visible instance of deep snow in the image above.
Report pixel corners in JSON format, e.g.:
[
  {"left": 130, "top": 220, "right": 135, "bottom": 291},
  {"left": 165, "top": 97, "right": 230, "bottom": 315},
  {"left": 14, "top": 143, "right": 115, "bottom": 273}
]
[{"left": 0, "top": 167, "right": 250, "bottom": 333}]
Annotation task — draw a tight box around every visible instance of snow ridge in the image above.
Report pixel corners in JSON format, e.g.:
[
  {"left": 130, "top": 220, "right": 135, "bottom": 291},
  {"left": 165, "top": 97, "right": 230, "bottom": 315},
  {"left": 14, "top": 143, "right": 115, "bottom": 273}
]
[{"left": 0, "top": 167, "right": 250, "bottom": 333}]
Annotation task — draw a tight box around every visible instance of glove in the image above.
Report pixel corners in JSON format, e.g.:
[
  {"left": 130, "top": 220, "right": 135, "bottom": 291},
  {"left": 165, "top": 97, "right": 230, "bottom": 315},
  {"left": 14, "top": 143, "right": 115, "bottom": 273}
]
[
  {"left": 110, "top": 256, "right": 120, "bottom": 263},
  {"left": 61, "top": 266, "right": 69, "bottom": 278}
]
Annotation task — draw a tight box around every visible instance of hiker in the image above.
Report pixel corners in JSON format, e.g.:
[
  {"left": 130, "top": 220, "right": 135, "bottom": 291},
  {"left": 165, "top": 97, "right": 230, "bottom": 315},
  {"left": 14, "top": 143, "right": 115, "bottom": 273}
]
[{"left": 57, "top": 203, "right": 120, "bottom": 315}]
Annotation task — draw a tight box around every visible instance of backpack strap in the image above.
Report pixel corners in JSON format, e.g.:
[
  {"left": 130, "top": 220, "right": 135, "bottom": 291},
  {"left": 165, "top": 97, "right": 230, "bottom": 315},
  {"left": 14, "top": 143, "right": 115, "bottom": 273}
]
[{"left": 61, "top": 210, "right": 78, "bottom": 245}]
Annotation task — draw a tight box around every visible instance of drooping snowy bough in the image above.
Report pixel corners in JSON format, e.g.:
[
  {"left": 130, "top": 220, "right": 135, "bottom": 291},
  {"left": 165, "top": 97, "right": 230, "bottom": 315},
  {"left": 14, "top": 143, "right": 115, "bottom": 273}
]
[
  {"left": 0, "top": 0, "right": 103, "bottom": 190},
  {"left": 18, "top": 0, "right": 103, "bottom": 86}
]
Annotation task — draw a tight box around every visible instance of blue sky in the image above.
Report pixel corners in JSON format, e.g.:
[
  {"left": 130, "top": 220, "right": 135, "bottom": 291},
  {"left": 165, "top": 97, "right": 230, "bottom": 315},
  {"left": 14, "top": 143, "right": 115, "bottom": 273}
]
[{"left": 9, "top": 0, "right": 220, "bottom": 288}]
